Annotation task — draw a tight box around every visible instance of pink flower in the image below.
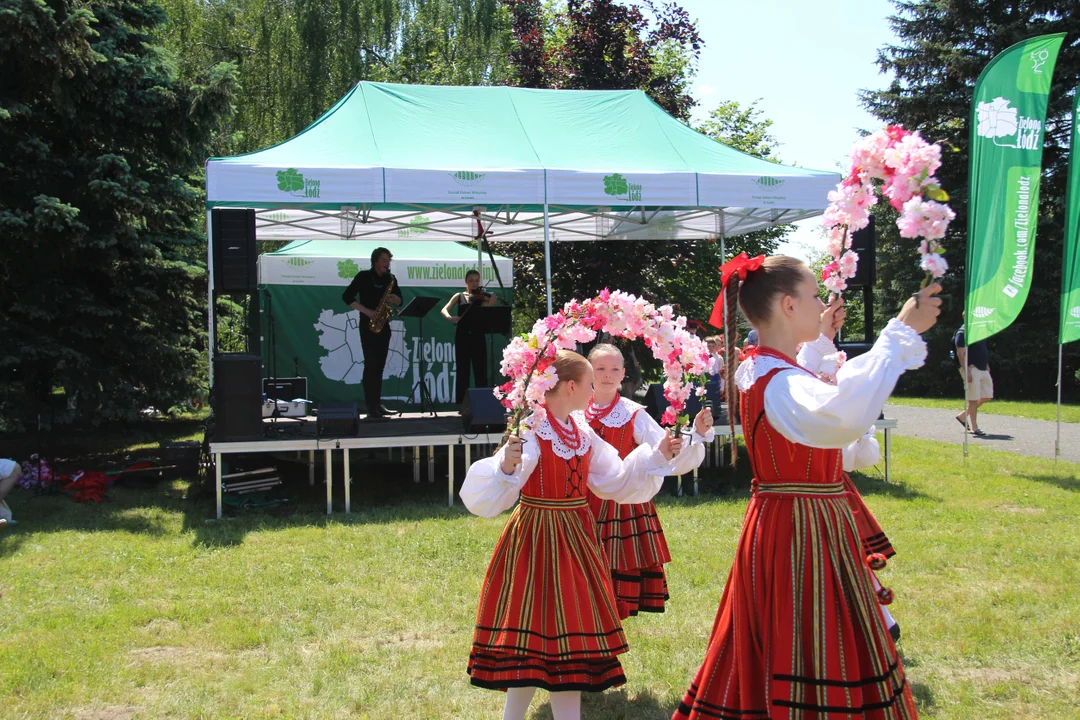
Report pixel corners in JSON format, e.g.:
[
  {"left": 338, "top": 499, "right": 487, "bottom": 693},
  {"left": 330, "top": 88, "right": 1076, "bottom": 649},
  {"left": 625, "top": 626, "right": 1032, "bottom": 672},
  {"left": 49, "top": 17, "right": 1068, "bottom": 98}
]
[
  {"left": 823, "top": 273, "right": 847, "bottom": 294},
  {"left": 660, "top": 409, "right": 678, "bottom": 426},
  {"left": 920, "top": 253, "right": 949, "bottom": 278},
  {"left": 543, "top": 314, "right": 566, "bottom": 331},
  {"left": 897, "top": 197, "right": 955, "bottom": 240},
  {"left": 821, "top": 261, "right": 840, "bottom": 281},
  {"left": 838, "top": 250, "right": 858, "bottom": 278}
]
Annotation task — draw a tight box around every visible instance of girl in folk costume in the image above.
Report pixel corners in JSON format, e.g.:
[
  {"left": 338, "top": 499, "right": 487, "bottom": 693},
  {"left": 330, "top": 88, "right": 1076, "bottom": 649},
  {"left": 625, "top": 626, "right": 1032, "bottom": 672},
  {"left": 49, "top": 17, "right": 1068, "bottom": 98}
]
[
  {"left": 582, "top": 343, "right": 715, "bottom": 618},
  {"left": 797, "top": 307, "right": 903, "bottom": 642},
  {"left": 461, "top": 350, "right": 685, "bottom": 720},
  {"left": 675, "top": 254, "right": 941, "bottom": 720}
]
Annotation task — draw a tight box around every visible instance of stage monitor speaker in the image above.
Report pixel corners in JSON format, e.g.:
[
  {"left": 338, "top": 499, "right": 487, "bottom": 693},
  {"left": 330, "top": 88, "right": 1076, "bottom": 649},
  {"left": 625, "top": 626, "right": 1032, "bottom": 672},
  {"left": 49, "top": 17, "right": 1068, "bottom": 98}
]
[
  {"left": 317, "top": 401, "right": 357, "bottom": 438},
  {"left": 461, "top": 388, "right": 507, "bottom": 432},
  {"left": 847, "top": 216, "right": 876, "bottom": 288},
  {"left": 263, "top": 377, "right": 309, "bottom": 401},
  {"left": 213, "top": 353, "right": 263, "bottom": 441},
  {"left": 212, "top": 208, "right": 257, "bottom": 293}
]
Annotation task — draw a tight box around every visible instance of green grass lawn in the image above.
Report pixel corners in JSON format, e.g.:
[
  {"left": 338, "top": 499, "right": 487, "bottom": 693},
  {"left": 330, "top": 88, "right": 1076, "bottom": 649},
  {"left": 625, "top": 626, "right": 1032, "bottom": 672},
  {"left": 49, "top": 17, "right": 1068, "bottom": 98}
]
[
  {"left": 889, "top": 396, "right": 1080, "bottom": 424},
  {"left": 1, "top": 435, "right": 1079, "bottom": 718}
]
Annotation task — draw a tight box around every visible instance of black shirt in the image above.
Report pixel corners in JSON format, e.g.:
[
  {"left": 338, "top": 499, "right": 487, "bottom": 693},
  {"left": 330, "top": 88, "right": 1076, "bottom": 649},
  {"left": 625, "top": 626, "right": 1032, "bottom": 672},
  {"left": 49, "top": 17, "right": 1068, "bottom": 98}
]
[
  {"left": 342, "top": 269, "right": 402, "bottom": 320},
  {"left": 953, "top": 326, "right": 989, "bottom": 371}
]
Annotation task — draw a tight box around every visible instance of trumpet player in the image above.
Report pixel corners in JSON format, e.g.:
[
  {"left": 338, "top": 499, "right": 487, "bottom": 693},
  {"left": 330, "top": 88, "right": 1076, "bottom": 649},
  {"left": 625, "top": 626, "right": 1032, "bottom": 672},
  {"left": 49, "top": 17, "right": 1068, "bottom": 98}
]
[{"left": 343, "top": 247, "right": 402, "bottom": 419}]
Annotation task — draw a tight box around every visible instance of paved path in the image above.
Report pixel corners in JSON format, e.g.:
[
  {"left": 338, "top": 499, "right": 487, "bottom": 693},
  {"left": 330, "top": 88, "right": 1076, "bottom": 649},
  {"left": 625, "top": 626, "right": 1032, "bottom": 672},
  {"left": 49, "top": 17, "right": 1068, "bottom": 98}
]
[{"left": 883, "top": 404, "right": 1080, "bottom": 463}]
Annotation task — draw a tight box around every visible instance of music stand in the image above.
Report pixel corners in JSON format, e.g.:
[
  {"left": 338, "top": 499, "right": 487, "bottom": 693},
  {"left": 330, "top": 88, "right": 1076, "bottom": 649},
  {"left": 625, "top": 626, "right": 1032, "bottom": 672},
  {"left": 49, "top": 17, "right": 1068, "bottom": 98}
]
[
  {"left": 399, "top": 296, "right": 442, "bottom": 417},
  {"left": 459, "top": 305, "right": 513, "bottom": 384}
]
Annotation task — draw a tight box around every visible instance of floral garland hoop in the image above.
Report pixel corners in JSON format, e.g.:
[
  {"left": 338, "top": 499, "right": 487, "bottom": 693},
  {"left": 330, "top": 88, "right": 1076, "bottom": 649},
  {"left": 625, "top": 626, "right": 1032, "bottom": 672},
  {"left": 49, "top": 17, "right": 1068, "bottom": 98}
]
[
  {"left": 496, "top": 289, "right": 710, "bottom": 434},
  {"left": 822, "top": 125, "right": 955, "bottom": 293}
]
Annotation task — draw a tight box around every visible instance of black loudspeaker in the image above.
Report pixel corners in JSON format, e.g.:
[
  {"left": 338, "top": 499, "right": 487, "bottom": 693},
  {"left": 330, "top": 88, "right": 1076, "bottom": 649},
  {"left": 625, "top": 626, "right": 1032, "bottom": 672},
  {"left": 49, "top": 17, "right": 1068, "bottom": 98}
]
[
  {"left": 461, "top": 388, "right": 507, "bottom": 432},
  {"left": 847, "top": 216, "right": 876, "bottom": 288},
  {"left": 213, "top": 353, "right": 263, "bottom": 441},
  {"left": 212, "top": 208, "right": 257, "bottom": 293},
  {"left": 317, "top": 402, "right": 358, "bottom": 437}
]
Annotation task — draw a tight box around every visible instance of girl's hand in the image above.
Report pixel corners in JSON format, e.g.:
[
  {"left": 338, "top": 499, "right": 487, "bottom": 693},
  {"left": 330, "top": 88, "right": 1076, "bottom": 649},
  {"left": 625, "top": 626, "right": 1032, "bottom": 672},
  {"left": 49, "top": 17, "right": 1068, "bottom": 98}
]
[
  {"left": 897, "top": 284, "right": 943, "bottom": 334},
  {"left": 820, "top": 295, "right": 846, "bottom": 340},
  {"left": 659, "top": 429, "right": 684, "bottom": 461},
  {"left": 500, "top": 436, "right": 523, "bottom": 475},
  {"left": 693, "top": 407, "right": 713, "bottom": 436}
]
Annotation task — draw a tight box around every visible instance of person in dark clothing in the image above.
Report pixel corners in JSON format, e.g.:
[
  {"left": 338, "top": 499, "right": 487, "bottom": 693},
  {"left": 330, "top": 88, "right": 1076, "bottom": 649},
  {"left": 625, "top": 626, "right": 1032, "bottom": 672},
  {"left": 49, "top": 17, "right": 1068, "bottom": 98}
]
[
  {"left": 953, "top": 319, "right": 993, "bottom": 435},
  {"left": 441, "top": 269, "right": 497, "bottom": 404},
  {"left": 342, "top": 247, "right": 402, "bottom": 418}
]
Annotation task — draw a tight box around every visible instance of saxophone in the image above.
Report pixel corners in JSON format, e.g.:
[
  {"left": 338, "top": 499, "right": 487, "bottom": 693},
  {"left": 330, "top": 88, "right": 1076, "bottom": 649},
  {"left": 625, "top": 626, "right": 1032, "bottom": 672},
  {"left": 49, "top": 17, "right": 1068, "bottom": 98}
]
[{"left": 369, "top": 274, "right": 396, "bottom": 333}]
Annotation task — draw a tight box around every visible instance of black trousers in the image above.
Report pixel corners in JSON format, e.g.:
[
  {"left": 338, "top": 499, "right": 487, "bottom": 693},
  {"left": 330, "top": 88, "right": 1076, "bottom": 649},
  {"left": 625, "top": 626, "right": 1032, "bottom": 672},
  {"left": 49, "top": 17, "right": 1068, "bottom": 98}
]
[
  {"left": 455, "top": 331, "right": 488, "bottom": 404},
  {"left": 360, "top": 321, "right": 391, "bottom": 412}
]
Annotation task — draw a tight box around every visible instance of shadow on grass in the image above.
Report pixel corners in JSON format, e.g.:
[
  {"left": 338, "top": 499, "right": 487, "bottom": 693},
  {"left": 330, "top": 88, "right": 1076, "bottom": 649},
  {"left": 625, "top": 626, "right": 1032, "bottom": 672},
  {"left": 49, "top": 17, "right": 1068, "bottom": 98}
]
[
  {"left": 848, "top": 472, "right": 936, "bottom": 502},
  {"left": 0, "top": 480, "right": 182, "bottom": 557},
  {"left": 532, "top": 687, "right": 677, "bottom": 719},
  {"left": 0, "top": 443, "right": 481, "bottom": 555},
  {"left": 1018, "top": 473, "right": 1080, "bottom": 493}
]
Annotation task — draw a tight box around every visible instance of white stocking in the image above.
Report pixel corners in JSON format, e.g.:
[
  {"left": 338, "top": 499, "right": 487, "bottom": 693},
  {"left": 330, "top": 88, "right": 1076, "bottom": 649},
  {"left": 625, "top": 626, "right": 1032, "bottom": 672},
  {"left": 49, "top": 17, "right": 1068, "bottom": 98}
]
[
  {"left": 502, "top": 687, "right": 536, "bottom": 720},
  {"left": 549, "top": 691, "right": 581, "bottom": 720}
]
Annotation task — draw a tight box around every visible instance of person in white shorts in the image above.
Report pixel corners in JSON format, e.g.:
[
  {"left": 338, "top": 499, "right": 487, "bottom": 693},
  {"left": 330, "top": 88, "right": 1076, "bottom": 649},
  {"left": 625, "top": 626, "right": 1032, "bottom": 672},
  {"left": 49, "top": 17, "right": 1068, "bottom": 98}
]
[
  {"left": 0, "top": 459, "right": 20, "bottom": 528},
  {"left": 954, "top": 321, "right": 993, "bottom": 436}
]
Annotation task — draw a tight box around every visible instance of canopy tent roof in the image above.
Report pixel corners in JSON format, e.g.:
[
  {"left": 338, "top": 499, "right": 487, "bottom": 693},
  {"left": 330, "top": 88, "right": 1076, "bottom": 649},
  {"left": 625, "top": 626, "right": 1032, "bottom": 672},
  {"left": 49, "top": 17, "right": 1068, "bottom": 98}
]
[{"left": 206, "top": 82, "right": 840, "bottom": 242}]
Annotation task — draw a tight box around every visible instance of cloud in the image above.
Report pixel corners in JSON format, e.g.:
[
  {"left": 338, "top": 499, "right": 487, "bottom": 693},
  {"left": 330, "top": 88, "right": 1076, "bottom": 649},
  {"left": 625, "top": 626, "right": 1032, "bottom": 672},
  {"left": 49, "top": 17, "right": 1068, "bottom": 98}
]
[{"left": 697, "top": 83, "right": 716, "bottom": 96}]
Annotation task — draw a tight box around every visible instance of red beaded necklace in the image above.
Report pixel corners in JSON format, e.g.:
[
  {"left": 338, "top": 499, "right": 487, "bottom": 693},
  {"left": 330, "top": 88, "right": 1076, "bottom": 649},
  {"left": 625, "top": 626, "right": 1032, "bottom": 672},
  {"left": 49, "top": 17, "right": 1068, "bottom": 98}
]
[
  {"left": 545, "top": 407, "right": 583, "bottom": 450},
  {"left": 585, "top": 394, "right": 620, "bottom": 424}
]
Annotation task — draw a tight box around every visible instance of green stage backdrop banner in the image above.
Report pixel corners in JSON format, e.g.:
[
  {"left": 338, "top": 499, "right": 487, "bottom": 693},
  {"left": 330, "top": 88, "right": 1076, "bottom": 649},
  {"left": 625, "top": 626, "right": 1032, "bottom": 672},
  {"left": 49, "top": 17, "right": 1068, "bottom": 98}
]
[
  {"left": 259, "top": 241, "right": 514, "bottom": 411},
  {"left": 965, "top": 33, "right": 1065, "bottom": 343}
]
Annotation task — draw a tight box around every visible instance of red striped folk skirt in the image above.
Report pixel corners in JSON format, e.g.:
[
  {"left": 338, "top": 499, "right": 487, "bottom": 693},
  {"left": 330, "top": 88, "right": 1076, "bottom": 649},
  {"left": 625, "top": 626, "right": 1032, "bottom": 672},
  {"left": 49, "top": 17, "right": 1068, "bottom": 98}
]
[
  {"left": 674, "top": 482, "right": 918, "bottom": 720},
  {"left": 590, "top": 496, "right": 672, "bottom": 617},
  {"left": 468, "top": 494, "right": 628, "bottom": 692},
  {"left": 841, "top": 473, "right": 897, "bottom": 560}
]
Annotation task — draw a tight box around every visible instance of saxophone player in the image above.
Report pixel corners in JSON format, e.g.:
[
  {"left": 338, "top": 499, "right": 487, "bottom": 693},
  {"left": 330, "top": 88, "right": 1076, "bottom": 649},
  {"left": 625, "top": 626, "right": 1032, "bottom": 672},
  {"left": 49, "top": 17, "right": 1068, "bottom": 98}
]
[{"left": 343, "top": 247, "right": 402, "bottom": 419}]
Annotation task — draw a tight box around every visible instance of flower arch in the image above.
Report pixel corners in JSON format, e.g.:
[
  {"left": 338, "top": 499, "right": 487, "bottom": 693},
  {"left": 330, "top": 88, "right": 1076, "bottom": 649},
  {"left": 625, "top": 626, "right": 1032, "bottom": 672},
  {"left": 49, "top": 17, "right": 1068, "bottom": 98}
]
[
  {"left": 496, "top": 289, "right": 710, "bottom": 433},
  {"left": 821, "top": 126, "right": 955, "bottom": 292}
]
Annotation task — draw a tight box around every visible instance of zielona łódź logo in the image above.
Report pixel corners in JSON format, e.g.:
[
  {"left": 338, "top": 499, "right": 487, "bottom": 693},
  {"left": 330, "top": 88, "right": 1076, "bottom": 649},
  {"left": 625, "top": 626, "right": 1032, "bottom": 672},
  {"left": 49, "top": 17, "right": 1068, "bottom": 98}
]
[
  {"left": 603, "top": 173, "right": 642, "bottom": 202},
  {"left": 276, "top": 168, "right": 321, "bottom": 198},
  {"left": 754, "top": 176, "right": 785, "bottom": 190},
  {"left": 976, "top": 97, "right": 1043, "bottom": 150}
]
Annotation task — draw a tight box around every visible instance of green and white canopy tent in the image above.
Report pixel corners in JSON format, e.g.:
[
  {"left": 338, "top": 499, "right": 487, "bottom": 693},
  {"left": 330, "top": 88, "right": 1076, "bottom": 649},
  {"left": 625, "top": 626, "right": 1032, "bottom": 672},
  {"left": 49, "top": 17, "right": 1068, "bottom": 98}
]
[{"left": 206, "top": 82, "right": 840, "bottom": 310}]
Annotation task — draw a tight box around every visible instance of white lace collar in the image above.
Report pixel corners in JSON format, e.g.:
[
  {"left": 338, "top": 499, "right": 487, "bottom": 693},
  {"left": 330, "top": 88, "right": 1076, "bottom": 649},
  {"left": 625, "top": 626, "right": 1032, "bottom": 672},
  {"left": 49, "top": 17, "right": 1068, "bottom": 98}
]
[
  {"left": 734, "top": 353, "right": 809, "bottom": 392},
  {"left": 532, "top": 412, "right": 594, "bottom": 459},
  {"left": 579, "top": 396, "right": 640, "bottom": 429}
]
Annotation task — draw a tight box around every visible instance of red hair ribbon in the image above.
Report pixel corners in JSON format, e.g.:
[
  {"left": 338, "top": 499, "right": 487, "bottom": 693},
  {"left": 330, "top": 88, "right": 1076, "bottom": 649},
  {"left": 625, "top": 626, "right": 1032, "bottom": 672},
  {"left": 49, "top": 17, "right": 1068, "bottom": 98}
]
[
  {"left": 720, "top": 252, "right": 766, "bottom": 289},
  {"left": 708, "top": 253, "right": 766, "bottom": 329}
]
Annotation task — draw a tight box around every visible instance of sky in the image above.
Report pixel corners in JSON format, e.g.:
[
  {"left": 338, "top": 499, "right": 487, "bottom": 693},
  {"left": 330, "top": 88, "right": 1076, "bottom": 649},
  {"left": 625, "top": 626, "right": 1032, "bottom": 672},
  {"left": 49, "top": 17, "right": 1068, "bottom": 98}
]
[{"left": 678, "top": 0, "right": 901, "bottom": 259}]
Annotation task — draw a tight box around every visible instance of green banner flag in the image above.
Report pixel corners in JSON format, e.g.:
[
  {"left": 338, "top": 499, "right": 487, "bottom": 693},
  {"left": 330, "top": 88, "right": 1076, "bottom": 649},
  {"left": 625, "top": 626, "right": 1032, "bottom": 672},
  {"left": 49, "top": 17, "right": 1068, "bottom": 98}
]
[
  {"left": 966, "top": 34, "right": 1065, "bottom": 344},
  {"left": 1061, "top": 88, "right": 1080, "bottom": 344}
]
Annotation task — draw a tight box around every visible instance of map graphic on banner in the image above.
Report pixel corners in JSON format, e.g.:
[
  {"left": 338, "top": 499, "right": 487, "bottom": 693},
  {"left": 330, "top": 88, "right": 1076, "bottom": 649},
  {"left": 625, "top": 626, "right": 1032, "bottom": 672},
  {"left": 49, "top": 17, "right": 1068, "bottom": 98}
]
[
  {"left": 312, "top": 308, "right": 459, "bottom": 404},
  {"left": 315, "top": 312, "right": 411, "bottom": 385}
]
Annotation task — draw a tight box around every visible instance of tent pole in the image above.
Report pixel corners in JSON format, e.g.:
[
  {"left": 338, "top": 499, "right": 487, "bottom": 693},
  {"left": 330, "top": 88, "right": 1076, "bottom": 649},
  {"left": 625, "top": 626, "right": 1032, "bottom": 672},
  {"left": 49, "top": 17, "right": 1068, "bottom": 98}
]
[
  {"left": 720, "top": 230, "right": 728, "bottom": 341},
  {"left": 543, "top": 204, "right": 553, "bottom": 316},
  {"left": 207, "top": 209, "right": 215, "bottom": 386}
]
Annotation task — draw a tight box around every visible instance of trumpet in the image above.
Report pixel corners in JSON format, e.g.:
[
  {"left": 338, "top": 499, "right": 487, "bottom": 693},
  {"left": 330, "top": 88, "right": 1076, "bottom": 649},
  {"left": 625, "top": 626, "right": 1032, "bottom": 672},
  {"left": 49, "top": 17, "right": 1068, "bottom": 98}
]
[{"left": 369, "top": 275, "right": 396, "bottom": 333}]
